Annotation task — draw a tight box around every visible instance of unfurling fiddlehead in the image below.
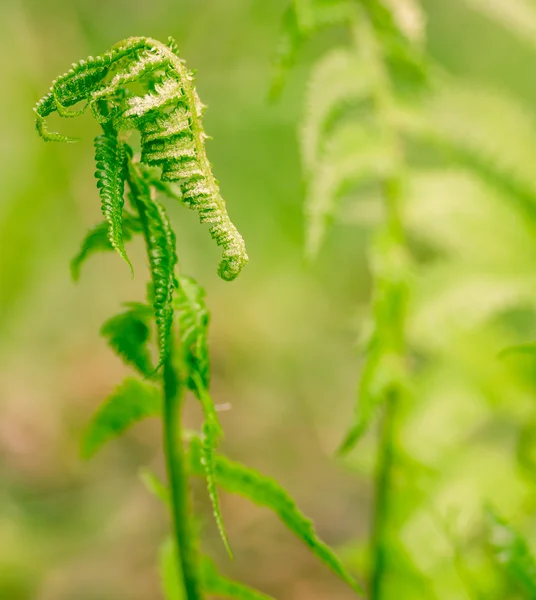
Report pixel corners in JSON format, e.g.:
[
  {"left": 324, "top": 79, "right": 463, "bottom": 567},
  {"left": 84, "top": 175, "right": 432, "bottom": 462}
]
[
  {"left": 34, "top": 36, "right": 248, "bottom": 282},
  {"left": 36, "top": 36, "right": 360, "bottom": 600}
]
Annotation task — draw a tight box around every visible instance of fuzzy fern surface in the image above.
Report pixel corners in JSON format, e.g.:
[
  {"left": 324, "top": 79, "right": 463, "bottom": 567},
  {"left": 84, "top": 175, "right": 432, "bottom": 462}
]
[{"left": 34, "top": 36, "right": 248, "bottom": 282}]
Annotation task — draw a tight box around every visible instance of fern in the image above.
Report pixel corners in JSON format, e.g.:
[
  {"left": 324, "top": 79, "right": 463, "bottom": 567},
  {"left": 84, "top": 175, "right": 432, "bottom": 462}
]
[
  {"left": 199, "top": 557, "right": 275, "bottom": 600},
  {"left": 188, "top": 436, "right": 362, "bottom": 593},
  {"left": 276, "top": 0, "right": 536, "bottom": 596},
  {"left": 81, "top": 377, "right": 160, "bottom": 458},
  {"left": 127, "top": 161, "right": 177, "bottom": 367},
  {"left": 35, "top": 36, "right": 248, "bottom": 282},
  {"left": 100, "top": 303, "right": 154, "bottom": 376},
  {"left": 176, "top": 275, "right": 210, "bottom": 391},
  {"left": 175, "top": 275, "right": 231, "bottom": 556},
  {"left": 94, "top": 130, "right": 132, "bottom": 274},
  {"left": 70, "top": 213, "right": 142, "bottom": 280},
  {"left": 160, "top": 539, "right": 273, "bottom": 600},
  {"left": 37, "top": 35, "right": 364, "bottom": 600},
  {"left": 270, "top": 0, "right": 356, "bottom": 98}
]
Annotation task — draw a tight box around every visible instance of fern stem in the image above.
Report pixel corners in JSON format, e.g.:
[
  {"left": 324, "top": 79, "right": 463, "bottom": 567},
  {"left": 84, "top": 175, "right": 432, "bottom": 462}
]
[
  {"left": 369, "top": 390, "right": 397, "bottom": 600},
  {"left": 163, "top": 354, "right": 203, "bottom": 600},
  {"left": 126, "top": 161, "right": 203, "bottom": 598}
]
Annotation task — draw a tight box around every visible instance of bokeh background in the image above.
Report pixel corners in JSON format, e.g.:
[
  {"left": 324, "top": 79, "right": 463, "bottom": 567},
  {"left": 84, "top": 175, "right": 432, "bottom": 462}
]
[{"left": 3, "top": 1, "right": 536, "bottom": 599}]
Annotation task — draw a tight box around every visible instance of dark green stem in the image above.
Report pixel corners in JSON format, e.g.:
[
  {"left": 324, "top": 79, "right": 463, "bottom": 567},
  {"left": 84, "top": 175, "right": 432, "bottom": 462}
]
[
  {"left": 369, "top": 391, "right": 397, "bottom": 599},
  {"left": 163, "top": 355, "right": 203, "bottom": 600}
]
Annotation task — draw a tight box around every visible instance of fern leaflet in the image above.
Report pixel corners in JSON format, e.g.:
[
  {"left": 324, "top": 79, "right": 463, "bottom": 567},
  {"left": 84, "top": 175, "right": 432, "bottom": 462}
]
[
  {"left": 188, "top": 436, "right": 362, "bottom": 593},
  {"left": 160, "top": 539, "right": 273, "bottom": 600},
  {"left": 100, "top": 303, "right": 154, "bottom": 376},
  {"left": 94, "top": 131, "right": 132, "bottom": 274},
  {"left": 127, "top": 161, "right": 177, "bottom": 368},
  {"left": 175, "top": 275, "right": 231, "bottom": 556},
  {"left": 81, "top": 377, "right": 160, "bottom": 458},
  {"left": 70, "top": 213, "right": 142, "bottom": 280}
]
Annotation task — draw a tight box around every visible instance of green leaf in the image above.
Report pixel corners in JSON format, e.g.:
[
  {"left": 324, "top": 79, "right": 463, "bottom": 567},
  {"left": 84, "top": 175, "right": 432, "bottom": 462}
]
[
  {"left": 193, "top": 373, "right": 232, "bottom": 558},
  {"left": 175, "top": 276, "right": 231, "bottom": 555},
  {"left": 94, "top": 131, "right": 133, "bottom": 274},
  {"left": 128, "top": 162, "right": 178, "bottom": 368},
  {"left": 100, "top": 303, "right": 154, "bottom": 376},
  {"left": 270, "top": 0, "right": 356, "bottom": 99},
  {"left": 71, "top": 214, "right": 142, "bottom": 280},
  {"left": 486, "top": 507, "right": 536, "bottom": 595},
  {"left": 176, "top": 275, "right": 210, "bottom": 390},
  {"left": 200, "top": 557, "right": 275, "bottom": 599},
  {"left": 188, "top": 437, "right": 362, "bottom": 593},
  {"left": 140, "top": 467, "right": 169, "bottom": 506},
  {"left": 159, "top": 538, "right": 186, "bottom": 600},
  {"left": 159, "top": 538, "right": 272, "bottom": 600},
  {"left": 81, "top": 377, "right": 160, "bottom": 459}
]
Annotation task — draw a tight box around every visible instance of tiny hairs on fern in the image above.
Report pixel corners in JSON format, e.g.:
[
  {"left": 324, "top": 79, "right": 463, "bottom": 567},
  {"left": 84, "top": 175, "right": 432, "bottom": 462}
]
[{"left": 34, "top": 36, "right": 248, "bottom": 282}]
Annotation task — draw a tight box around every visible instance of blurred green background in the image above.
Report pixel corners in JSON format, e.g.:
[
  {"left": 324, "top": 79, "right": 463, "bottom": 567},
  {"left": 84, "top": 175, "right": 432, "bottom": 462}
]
[{"left": 3, "top": 1, "right": 536, "bottom": 599}]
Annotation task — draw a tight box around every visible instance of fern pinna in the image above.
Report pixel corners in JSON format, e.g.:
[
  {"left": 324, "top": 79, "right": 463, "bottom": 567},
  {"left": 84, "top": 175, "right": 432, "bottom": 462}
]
[{"left": 35, "top": 36, "right": 361, "bottom": 599}]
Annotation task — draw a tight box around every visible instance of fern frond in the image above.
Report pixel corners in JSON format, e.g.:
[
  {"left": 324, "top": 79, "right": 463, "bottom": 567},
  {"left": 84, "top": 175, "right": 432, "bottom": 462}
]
[
  {"left": 306, "top": 121, "right": 396, "bottom": 258},
  {"left": 100, "top": 304, "right": 154, "bottom": 376},
  {"left": 127, "top": 162, "right": 177, "bottom": 368},
  {"left": 81, "top": 377, "right": 160, "bottom": 458},
  {"left": 301, "top": 48, "right": 374, "bottom": 174},
  {"left": 140, "top": 468, "right": 170, "bottom": 506},
  {"left": 159, "top": 538, "right": 186, "bottom": 600},
  {"left": 200, "top": 557, "right": 275, "bottom": 600},
  {"left": 94, "top": 131, "right": 132, "bottom": 274},
  {"left": 35, "top": 37, "right": 247, "bottom": 281},
  {"left": 194, "top": 373, "right": 232, "bottom": 558},
  {"left": 176, "top": 275, "right": 210, "bottom": 390},
  {"left": 402, "top": 78, "right": 536, "bottom": 225},
  {"left": 70, "top": 213, "right": 142, "bottom": 280},
  {"left": 358, "top": 0, "right": 428, "bottom": 88},
  {"left": 486, "top": 507, "right": 536, "bottom": 594},
  {"left": 174, "top": 275, "right": 231, "bottom": 555},
  {"left": 188, "top": 436, "right": 362, "bottom": 593},
  {"left": 159, "top": 539, "right": 273, "bottom": 600},
  {"left": 270, "top": 0, "right": 355, "bottom": 98}
]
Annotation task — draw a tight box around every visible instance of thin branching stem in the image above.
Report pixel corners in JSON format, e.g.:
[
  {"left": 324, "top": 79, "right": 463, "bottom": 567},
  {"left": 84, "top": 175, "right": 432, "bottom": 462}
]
[{"left": 163, "top": 354, "right": 203, "bottom": 600}]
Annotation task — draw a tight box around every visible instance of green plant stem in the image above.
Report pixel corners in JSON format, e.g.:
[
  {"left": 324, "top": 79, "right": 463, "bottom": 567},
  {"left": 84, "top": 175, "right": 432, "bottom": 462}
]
[
  {"left": 369, "top": 390, "right": 397, "bottom": 600},
  {"left": 127, "top": 164, "right": 203, "bottom": 599},
  {"left": 163, "top": 354, "right": 203, "bottom": 600}
]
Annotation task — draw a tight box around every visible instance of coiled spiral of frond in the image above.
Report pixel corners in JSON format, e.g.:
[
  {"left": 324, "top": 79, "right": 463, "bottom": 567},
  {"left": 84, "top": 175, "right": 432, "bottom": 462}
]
[{"left": 34, "top": 36, "right": 248, "bottom": 281}]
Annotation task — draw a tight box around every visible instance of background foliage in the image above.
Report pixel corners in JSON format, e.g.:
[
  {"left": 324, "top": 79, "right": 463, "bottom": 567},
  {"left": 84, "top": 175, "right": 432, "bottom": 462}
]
[{"left": 3, "top": 0, "right": 536, "bottom": 598}]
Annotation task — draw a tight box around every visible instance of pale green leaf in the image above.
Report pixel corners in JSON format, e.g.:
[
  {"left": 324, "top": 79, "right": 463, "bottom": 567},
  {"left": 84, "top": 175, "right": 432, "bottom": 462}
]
[
  {"left": 81, "top": 377, "right": 160, "bottom": 459},
  {"left": 188, "top": 437, "right": 362, "bottom": 593},
  {"left": 100, "top": 303, "right": 154, "bottom": 376}
]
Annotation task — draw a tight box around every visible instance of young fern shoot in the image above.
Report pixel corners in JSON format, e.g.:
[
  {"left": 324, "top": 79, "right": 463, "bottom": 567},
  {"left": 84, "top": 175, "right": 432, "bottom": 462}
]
[
  {"left": 273, "top": 1, "right": 426, "bottom": 597},
  {"left": 35, "top": 36, "right": 361, "bottom": 599}
]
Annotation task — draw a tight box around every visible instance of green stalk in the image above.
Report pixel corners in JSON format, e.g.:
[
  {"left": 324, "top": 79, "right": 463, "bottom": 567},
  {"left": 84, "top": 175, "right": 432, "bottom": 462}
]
[
  {"left": 163, "top": 354, "right": 203, "bottom": 600},
  {"left": 351, "top": 14, "right": 409, "bottom": 597},
  {"left": 126, "top": 162, "right": 203, "bottom": 599},
  {"left": 369, "top": 391, "right": 397, "bottom": 599}
]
